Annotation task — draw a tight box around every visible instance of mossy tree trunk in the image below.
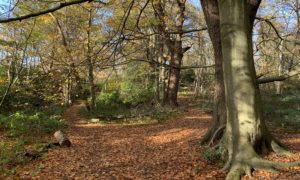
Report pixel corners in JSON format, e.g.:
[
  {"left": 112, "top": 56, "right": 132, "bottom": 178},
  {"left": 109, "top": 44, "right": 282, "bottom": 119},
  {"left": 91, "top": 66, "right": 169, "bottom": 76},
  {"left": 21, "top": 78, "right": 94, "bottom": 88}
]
[{"left": 218, "top": 0, "right": 299, "bottom": 179}]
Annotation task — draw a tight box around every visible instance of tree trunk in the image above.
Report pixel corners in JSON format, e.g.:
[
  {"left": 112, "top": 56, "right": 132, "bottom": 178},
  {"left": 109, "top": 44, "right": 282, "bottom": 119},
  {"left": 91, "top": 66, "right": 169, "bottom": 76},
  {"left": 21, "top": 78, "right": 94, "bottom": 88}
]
[
  {"left": 168, "top": 52, "right": 182, "bottom": 107},
  {"left": 166, "top": 1, "right": 186, "bottom": 107},
  {"left": 87, "top": 7, "right": 96, "bottom": 110},
  {"left": 276, "top": 40, "right": 284, "bottom": 95},
  {"left": 162, "top": 62, "right": 171, "bottom": 106},
  {"left": 200, "top": 0, "right": 226, "bottom": 144},
  {"left": 218, "top": 0, "right": 298, "bottom": 179},
  {"left": 153, "top": 0, "right": 186, "bottom": 107}
]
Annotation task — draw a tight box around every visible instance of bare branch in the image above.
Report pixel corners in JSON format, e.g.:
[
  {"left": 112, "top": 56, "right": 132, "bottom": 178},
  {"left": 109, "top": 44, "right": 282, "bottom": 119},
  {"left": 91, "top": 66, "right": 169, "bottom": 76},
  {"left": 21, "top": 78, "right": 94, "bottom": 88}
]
[
  {"left": 258, "top": 65, "right": 300, "bottom": 84},
  {"left": 0, "top": 0, "right": 106, "bottom": 23},
  {"left": 255, "top": 17, "right": 285, "bottom": 41}
]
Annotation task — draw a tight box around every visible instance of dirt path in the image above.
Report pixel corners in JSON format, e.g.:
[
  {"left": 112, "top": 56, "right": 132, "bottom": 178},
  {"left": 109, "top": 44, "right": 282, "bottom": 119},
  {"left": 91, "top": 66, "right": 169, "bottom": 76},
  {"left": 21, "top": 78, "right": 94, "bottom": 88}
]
[{"left": 17, "top": 103, "right": 300, "bottom": 179}]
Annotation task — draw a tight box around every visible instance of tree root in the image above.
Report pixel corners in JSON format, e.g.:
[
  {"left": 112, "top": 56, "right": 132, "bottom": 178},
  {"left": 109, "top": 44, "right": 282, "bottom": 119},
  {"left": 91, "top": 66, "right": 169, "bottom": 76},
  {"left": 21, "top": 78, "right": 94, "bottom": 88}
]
[
  {"left": 271, "top": 139, "right": 292, "bottom": 156},
  {"left": 250, "top": 158, "right": 300, "bottom": 170},
  {"left": 208, "top": 125, "right": 225, "bottom": 146},
  {"left": 225, "top": 158, "right": 300, "bottom": 180}
]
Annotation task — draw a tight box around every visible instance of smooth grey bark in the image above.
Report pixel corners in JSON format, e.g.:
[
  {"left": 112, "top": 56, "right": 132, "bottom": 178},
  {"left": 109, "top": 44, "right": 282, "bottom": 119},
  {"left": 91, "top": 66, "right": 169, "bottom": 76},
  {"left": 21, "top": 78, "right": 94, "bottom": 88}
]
[
  {"left": 218, "top": 0, "right": 299, "bottom": 179},
  {"left": 276, "top": 40, "right": 284, "bottom": 94}
]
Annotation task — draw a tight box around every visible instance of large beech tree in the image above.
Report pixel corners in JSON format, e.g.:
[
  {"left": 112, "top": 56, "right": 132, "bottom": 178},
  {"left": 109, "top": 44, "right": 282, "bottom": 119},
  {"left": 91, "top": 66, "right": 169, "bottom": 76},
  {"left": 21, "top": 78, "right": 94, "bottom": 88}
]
[
  {"left": 201, "top": 0, "right": 300, "bottom": 145},
  {"left": 217, "top": 0, "right": 299, "bottom": 179}
]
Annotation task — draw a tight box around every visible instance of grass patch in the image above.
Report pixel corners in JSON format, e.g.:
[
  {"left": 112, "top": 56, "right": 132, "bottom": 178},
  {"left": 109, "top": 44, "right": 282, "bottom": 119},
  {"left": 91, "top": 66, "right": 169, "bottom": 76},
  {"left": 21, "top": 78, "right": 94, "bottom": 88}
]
[
  {"left": 0, "top": 139, "right": 29, "bottom": 176},
  {"left": 0, "top": 105, "right": 67, "bottom": 176},
  {"left": 0, "top": 106, "right": 66, "bottom": 138},
  {"left": 151, "top": 107, "right": 181, "bottom": 122}
]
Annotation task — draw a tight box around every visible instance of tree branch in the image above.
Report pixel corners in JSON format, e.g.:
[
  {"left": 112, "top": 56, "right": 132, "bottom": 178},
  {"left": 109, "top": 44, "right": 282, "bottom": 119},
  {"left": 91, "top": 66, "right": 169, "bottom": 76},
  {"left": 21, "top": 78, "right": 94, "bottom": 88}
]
[
  {"left": 0, "top": 0, "right": 106, "bottom": 23},
  {"left": 255, "top": 17, "right": 284, "bottom": 41},
  {"left": 102, "top": 58, "right": 215, "bottom": 70},
  {"left": 258, "top": 65, "right": 300, "bottom": 84}
]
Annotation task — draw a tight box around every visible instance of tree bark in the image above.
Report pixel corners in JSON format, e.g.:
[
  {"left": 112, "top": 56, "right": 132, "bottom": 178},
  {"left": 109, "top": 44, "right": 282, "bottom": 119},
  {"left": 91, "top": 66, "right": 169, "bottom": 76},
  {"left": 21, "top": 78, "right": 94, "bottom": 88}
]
[
  {"left": 168, "top": 0, "right": 186, "bottom": 107},
  {"left": 87, "top": 7, "right": 96, "bottom": 110},
  {"left": 153, "top": 0, "right": 187, "bottom": 107},
  {"left": 200, "top": 0, "right": 226, "bottom": 144},
  {"left": 218, "top": 0, "right": 299, "bottom": 179},
  {"left": 276, "top": 40, "right": 284, "bottom": 94}
]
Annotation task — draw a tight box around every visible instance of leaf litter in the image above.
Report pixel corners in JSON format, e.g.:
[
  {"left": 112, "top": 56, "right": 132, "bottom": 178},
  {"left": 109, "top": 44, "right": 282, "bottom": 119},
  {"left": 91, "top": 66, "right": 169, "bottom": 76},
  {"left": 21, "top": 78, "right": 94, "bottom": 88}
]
[{"left": 14, "top": 103, "right": 300, "bottom": 180}]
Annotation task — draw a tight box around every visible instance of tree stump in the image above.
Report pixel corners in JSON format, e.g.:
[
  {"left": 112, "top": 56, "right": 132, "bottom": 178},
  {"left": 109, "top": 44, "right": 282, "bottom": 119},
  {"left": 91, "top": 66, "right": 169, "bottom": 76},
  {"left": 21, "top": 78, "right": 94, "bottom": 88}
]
[{"left": 54, "top": 130, "right": 71, "bottom": 147}]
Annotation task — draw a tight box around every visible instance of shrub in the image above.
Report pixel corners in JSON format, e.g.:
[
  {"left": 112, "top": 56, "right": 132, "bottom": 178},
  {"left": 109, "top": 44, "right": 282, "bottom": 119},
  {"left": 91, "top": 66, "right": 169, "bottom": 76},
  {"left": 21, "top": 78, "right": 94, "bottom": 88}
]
[
  {"left": 80, "top": 91, "right": 130, "bottom": 118},
  {"left": 120, "top": 81, "right": 155, "bottom": 104},
  {"left": 96, "top": 91, "right": 122, "bottom": 107},
  {"left": 152, "top": 107, "right": 180, "bottom": 122},
  {"left": 202, "top": 146, "right": 226, "bottom": 164},
  {"left": 0, "top": 139, "right": 28, "bottom": 175},
  {"left": 0, "top": 109, "right": 66, "bottom": 138}
]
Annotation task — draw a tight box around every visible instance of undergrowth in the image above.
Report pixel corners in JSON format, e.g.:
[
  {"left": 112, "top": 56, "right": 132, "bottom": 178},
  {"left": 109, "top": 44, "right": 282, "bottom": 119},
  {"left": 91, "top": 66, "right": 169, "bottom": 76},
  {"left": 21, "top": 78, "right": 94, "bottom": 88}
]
[
  {"left": 79, "top": 91, "right": 181, "bottom": 124},
  {"left": 202, "top": 146, "right": 227, "bottom": 164},
  {"left": 0, "top": 105, "right": 66, "bottom": 176},
  {"left": 0, "top": 139, "right": 29, "bottom": 175},
  {"left": 262, "top": 90, "right": 300, "bottom": 130},
  {"left": 0, "top": 105, "right": 66, "bottom": 138}
]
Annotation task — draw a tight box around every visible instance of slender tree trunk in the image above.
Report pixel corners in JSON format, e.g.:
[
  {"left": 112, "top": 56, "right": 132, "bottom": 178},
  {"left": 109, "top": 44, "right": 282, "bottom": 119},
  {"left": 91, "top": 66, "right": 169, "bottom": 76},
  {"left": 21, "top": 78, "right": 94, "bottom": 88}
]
[
  {"left": 157, "top": 36, "right": 164, "bottom": 102},
  {"left": 163, "top": 61, "right": 171, "bottom": 105},
  {"left": 0, "top": 61, "right": 16, "bottom": 108},
  {"left": 276, "top": 40, "right": 284, "bottom": 95},
  {"left": 64, "top": 68, "right": 72, "bottom": 105},
  {"left": 87, "top": 55, "right": 96, "bottom": 109},
  {"left": 200, "top": 0, "right": 226, "bottom": 144},
  {"left": 87, "top": 8, "right": 96, "bottom": 110},
  {"left": 296, "top": 0, "right": 300, "bottom": 40}
]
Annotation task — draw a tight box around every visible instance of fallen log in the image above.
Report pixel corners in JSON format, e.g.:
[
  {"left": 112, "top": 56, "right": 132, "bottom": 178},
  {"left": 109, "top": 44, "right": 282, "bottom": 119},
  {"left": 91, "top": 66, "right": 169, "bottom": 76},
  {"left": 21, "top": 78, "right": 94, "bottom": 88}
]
[
  {"left": 24, "top": 142, "right": 60, "bottom": 159},
  {"left": 54, "top": 130, "right": 71, "bottom": 147}
]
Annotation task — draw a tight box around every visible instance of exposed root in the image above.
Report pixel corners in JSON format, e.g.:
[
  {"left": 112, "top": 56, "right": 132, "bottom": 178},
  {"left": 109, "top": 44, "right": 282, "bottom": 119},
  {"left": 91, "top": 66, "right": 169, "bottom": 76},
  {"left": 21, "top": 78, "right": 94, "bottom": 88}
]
[
  {"left": 225, "top": 164, "right": 244, "bottom": 180},
  {"left": 271, "top": 140, "right": 292, "bottom": 156},
  {"left": 221, "top": 153, "right": 232, "bottom": 172},
  {"left": 225, "top": 158, "right": 300, "bottom": 180},
  {"left": 208, "top": 125, "right": 225, "bottom": 146},
  {"left": 250, "top": 158, "right": 300, "bottom": 170}
]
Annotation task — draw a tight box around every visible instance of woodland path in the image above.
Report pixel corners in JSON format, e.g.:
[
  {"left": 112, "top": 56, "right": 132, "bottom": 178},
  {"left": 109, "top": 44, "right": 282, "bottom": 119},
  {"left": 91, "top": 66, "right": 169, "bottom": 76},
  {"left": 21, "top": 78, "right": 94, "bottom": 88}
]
[{"left": 17, "top": 102, "right": 300, "bottom": 180}]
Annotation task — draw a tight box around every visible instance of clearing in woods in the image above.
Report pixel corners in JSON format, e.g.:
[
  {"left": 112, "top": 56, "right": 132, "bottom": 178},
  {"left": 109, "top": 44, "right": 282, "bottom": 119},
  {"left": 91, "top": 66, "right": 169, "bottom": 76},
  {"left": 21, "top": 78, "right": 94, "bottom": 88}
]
[{"left": 17, "top": 102, "right": 300, "bottom": 179}]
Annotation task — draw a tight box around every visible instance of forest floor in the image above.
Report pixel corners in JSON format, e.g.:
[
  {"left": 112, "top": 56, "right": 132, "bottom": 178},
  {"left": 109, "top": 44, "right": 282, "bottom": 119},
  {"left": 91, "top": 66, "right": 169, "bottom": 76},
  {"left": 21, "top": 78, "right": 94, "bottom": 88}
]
[{"left": 14, "top": 100, "right": 300, "bottom": 180}]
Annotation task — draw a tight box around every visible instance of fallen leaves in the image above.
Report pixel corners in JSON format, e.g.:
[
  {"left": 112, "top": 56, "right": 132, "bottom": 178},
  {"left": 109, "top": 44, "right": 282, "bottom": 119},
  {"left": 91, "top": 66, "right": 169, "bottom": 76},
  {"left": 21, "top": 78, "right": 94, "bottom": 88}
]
[{"left": 14, "top": 103, "right": 300, "bottom": 179}]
